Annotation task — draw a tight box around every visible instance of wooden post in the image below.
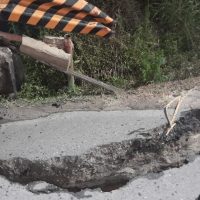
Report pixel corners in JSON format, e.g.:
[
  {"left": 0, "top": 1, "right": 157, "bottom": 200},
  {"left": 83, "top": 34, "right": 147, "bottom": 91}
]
[
  {"left": 43, "top": 35, "right": 76, "bottom": 91},
  {"left": 20, "top": 36, "right": 71, "bottom": 70},
  {"left": 20, "top": 35, "right": 121, "bottom": 94},
  {"left": 63, "top": 34, "right": 75, "bottom": 91}
]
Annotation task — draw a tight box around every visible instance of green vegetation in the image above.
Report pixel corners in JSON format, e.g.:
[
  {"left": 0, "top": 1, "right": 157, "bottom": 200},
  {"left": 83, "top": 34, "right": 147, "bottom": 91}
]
[{"left": 11, "top": 0, "right": 200, "bottom": 99}]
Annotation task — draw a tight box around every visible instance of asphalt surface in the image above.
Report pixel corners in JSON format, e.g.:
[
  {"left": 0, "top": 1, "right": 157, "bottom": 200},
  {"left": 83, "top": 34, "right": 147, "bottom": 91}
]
[
  {"left": 0, "top": 110, "right": 169, "bottom": 160},
  {"left": 0, "top": 156, "right": 200, "bottom": 200},
  {"left": 0, "top": 87, "right": 199, "bottom": 199}
]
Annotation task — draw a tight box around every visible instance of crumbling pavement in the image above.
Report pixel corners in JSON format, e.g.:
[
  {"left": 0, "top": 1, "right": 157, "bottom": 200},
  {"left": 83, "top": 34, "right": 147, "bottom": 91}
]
[{"left": 0, "top": 87, "right": 199, "bottom": 196}]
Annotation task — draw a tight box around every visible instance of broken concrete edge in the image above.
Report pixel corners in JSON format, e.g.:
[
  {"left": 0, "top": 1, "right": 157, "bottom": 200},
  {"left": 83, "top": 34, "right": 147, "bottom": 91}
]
[{"left": 0, "top": 109, "right": 199, "bottom": 193}]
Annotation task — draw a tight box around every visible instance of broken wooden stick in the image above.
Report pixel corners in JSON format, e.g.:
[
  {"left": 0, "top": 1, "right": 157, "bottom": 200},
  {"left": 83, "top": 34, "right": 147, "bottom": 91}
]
[
  {"left": 164, "top": 96, "right": 181, "bottom": 127},
  {"left": 164, "top": 96, "right": 184, "bottom": 135}
]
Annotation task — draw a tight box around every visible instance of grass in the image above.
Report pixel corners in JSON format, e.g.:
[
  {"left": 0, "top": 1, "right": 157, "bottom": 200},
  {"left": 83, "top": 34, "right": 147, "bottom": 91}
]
[{"left": 4, "top": 0, "right": 200, "bottom": 101}]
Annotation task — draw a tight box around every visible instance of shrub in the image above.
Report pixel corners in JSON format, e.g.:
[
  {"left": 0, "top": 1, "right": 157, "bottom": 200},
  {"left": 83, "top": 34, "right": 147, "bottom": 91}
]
[{"left": 7, "top": 0, "right": 200, "bottom": 99}]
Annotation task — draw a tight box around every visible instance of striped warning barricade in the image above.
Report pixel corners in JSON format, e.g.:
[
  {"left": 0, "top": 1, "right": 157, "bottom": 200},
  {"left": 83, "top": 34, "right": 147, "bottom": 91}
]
[{"left": 0, "top": 0, "right": 114, "bottom": 37}]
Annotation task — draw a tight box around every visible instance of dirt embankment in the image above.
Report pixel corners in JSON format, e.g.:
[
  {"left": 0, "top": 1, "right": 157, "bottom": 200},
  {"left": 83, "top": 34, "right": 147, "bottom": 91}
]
[{"left": 0, "top": 76, "right": 200, "bottom": 123}]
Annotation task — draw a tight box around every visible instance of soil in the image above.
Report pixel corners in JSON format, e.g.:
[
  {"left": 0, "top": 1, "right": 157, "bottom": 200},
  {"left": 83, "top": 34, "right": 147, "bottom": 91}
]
[{"left": 0, "top": 76, "right": 200, "bottom": 122}]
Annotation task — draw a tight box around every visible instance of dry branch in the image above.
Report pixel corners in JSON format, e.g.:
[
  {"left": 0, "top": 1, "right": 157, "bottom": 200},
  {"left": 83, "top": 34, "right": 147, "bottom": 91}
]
[{"left": 164, "top": 96, "right": 184, "bottom": 135}]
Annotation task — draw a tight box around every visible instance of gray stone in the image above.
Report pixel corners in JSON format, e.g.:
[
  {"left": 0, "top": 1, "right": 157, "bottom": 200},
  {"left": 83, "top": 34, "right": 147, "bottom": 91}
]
[
  {"left": 12, "top": 51, "right": 25, "bottom": 91},
  {"left": 0, "top": 47, "right": 25, "bottom": 95},
  {"left": 26, "top": 181, "right": 60, "bottom": 194}
]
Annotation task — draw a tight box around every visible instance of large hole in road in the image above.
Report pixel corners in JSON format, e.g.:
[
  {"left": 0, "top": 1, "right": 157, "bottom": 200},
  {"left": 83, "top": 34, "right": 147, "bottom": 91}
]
[{"left": 0, "top": 109, "right": 200, "bottom": 193}]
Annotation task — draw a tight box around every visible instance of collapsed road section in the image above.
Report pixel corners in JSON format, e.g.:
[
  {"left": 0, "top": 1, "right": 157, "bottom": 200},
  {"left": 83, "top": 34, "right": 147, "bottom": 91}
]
[{"left": 0, "top": 87, "right": 199, "bottom": 193}]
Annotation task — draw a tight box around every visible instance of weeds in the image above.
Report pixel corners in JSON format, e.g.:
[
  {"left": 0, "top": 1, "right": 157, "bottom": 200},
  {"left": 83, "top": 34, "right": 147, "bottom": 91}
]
[
  {"left": 150, "top": 0, "right": 200, "bottom": 51},
  {"left": 7, "top": 0, "right": 200, "bottom": 100}
]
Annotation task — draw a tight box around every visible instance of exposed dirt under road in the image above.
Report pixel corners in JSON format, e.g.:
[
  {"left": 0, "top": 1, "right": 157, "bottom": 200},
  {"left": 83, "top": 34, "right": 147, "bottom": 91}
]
[{"left": 0, "top": 109, "right": 200, "bottom": 193}]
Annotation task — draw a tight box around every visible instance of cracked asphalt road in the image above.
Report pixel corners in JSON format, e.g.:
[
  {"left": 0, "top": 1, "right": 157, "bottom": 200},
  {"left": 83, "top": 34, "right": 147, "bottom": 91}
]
[{"left": 0, "top": 110, "right": 169, "bottom": 160}]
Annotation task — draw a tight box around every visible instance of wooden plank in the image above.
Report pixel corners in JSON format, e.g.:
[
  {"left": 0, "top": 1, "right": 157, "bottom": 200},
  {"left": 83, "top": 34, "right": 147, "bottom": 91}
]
[
  {"left": 63, "top": 35, "right": 75, "bottom": 91},
  {"left": 20, "top": 36, "right": 70, "bottom": 70},
  {"left": 20, "top": 36, "right": 121, "bottom": 94},
  {"left": 69, "top": 70, "right": 121, "bottom": 93}
]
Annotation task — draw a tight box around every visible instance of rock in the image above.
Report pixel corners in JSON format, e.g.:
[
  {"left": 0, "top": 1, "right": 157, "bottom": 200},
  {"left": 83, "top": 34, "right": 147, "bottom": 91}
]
[
  {"left": 0, "top": 47, "right": 25, "bottom": 95},
  {"left": 0, "top": 48, "right": 13, "bottom": 94},
  {"left": 12, "top": 51, "right": 25, "bottom": 91},
  {"left": 26, "top": 181, "right": 61, "bottom": 194}
]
